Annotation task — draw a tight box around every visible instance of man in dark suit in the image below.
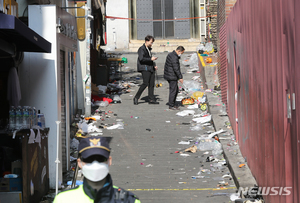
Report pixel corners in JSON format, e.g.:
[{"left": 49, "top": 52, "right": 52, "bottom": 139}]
[
  {"left": 163, "top": 46, "right": 185, "bottom": 110},
  {"left": 133, "top": 35, "right": 159, "bottom": 105}
]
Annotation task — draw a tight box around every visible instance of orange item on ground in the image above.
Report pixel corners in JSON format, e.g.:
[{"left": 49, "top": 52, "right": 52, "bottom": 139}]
[
  {"left": 84, "top": 117, "right": 96, "bottom": 121},
  {"left": 206, "top": 57, "right": 212, "bottom": 63},
  {"left": 239, "top": 164, "right": 246, "bottom": 168},
  {"left": 181, "top": 97, "right": 195, "bottom": 105}
]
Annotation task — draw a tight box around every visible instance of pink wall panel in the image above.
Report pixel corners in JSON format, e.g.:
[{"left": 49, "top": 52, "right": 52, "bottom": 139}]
[{"left": 220, "top": 0, "right": 300, "bottom": 202}]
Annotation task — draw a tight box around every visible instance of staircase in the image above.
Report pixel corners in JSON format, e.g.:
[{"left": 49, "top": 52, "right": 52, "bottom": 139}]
[{"left": 128, "top": 39, "right": 201, "bottom": 53}]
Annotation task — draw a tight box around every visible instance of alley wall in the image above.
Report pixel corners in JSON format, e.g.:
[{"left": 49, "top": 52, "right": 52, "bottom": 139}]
[{"left": 220, "top": 0, "right": 300, "bottom": 202}]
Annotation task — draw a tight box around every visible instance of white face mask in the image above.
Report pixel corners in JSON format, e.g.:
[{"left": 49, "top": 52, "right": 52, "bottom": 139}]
[
  {"left": 82, "top": 161, "right": 109, "bottom": 182},
  {"left": 178, "top": 54, "right": 182, "bottom": 56}
]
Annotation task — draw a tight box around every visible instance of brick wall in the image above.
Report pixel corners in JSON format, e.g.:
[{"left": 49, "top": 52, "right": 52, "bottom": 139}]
[
  {"left": 216, "top": 0, "right": 236, "bottom": 87},
  {"left": 216, "top": 0, "right": 226, "bottom": 86},
  {"left": 206, "top": 0, "right": 218, "bottom": 49},
  {"left": 225, "top": 0, "right": 237, "bottom": 18}
]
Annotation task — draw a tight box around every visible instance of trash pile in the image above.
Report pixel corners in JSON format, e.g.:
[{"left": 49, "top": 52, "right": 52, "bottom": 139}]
[
  {"left": 172, "top": 106, "right": 242, "bottom": 199},
  {"left": 60, "top": 108, "right": 126, "bottom": 191},
  {"left": 164, "top": 57, "right": 250, "bottom": 201},
  {"left": 174, "top": 127, "right": 234, "bottom": 189},
  {"left": 196, "top": 42, "right": 214, "bottom": 54},
  {"left": 91, "top": 81, "right": 139, "bottom": 107}
]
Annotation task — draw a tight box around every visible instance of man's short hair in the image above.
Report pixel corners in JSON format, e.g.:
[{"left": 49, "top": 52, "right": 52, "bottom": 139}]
[
  {"left": 145, "top": 35, "right": 155, "bottom": 42},
  {"left": 176, "top": 46, "right": 185, "bottom": 52}
]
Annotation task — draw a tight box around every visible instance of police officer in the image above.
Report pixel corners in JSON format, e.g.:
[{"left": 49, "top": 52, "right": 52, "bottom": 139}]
[{"left": 53, "top": 136, "right": 141, "bottom": 203}]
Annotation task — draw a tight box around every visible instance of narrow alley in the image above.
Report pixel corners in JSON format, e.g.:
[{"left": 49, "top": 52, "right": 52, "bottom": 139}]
[{"left": 89, "top": 53, "right": 237, "bottom": 203}]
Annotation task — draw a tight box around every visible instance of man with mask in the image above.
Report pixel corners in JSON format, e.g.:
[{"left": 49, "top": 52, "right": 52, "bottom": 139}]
[
  {"left": 163, "top": 46, "right": 185, "bottom": 110},
  {"left": 53, "top": 136, "right": 141, "bottom": 203},
  {"left": 133, "top": 35, "right": 159, "bottom": 105}
]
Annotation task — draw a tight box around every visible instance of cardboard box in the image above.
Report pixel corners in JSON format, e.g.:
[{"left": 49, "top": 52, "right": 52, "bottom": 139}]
[
  {"left": 0, "top": 191, "right": 22, "bottom": 203},
  {"left": 0, "top": 178, "right": 22, "bottom": 192}
]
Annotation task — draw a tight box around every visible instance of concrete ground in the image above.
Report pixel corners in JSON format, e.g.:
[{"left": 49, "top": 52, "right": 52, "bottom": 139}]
[{"left": 96, "top": 52, "right": 237, "bottom": 203}]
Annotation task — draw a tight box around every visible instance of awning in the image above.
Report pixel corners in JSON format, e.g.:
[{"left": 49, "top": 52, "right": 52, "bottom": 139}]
[{"left": 0, "top": 13, "right": 51, "bottom": 56}]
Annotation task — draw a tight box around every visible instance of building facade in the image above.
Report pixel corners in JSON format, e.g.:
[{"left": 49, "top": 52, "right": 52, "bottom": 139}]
[{"left": 106, "top": 0, "right": 207, "bottom": 51}]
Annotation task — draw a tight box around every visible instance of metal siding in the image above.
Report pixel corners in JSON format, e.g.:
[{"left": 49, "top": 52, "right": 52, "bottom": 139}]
[
  {"left": 137, "top": 0, "right": 153, "bottom": 40},
  {"left": 153, "top": 0, "right": 163, "bottom": 37},
  {"left": 173, "top": 0, "right": 190, "bottom": 38},
  {"left": 294, "top": 0, "right": 300, "bottom": 202},
  {"left": 222, "top": 0, "right": 300, "bottom": 202}
]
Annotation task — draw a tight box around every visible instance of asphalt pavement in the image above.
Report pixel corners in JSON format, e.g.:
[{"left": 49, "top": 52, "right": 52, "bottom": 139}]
[{"left": 98, "top": 52, "right": 237, "bottom": 203}]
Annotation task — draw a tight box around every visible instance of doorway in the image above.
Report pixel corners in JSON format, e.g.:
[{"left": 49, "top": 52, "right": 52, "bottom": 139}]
[{"left": 136, "top": 0, "right": 190, "bottom": 39}]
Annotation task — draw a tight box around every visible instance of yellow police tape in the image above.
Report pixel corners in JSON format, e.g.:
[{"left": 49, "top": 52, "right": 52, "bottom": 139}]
[{"left": 127, "top": 187, "right": 236, "bottom": 191}]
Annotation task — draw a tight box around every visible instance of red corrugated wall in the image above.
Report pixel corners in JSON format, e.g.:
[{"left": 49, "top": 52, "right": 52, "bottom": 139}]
[{"left": 220, "top": 0, "right": 300, "bottom": 202}]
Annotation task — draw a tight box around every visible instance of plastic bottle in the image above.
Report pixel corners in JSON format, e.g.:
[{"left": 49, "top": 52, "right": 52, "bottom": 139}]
[
  {"left": 32, "top": 107, "right": 37, "bottom": 126},
  {"left": 15, "top": 106, "right": 23, "bottom": 129},
  {"left": 28, "top": 106, "right": 33, "bottom": 128},
  {"left": 37, "top": 114, "right": 42, "bottom": 128},
  {"left": 9, "top": 106, "right": 16, "bottom": 130},
  {"left": 23, "top": 106, "right": 30, "bottom": 129}
]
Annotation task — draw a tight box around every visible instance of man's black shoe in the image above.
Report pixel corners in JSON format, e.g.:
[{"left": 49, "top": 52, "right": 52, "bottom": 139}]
[
  {"left": 169, "top": 106, "right": 180, "bottom": 110},
  {"left": 133, "top": 98, "right": 138, "bottom": 105},
  {"left": 149, "top": 100, "right": 159, "bottom": 104}
]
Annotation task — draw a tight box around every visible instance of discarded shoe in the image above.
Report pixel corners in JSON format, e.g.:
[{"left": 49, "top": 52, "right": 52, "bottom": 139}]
[
  {"left": 169, "top": 106, "right": 180, "bottom": 110},
  {"left": 133, "top": 98, "right": 138, "bottom": 105},
  {"left": 149, "top": 100, "right": 159, "bottom": 104}
]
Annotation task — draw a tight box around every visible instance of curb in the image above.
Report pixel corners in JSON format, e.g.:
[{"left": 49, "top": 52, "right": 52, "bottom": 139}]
[
  {"left": 197, "top": 51, "right": 258, "bottom": 196},
  {"left": 206, "top": 92, "right": 258, "bottom": 196}
]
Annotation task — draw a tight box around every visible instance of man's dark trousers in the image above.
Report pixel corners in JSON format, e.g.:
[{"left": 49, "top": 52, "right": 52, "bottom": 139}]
[
  {"left": 135, "top": 71, "right": 155, "bottom": 101},
  {"left": 168, "top": 80, "right": 178, "bottom": 107}
]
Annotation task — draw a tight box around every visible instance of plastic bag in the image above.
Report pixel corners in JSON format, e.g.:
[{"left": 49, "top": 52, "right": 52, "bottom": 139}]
[
  {"left": 191, "top": 91, "right": 205, "bottom": 100},
  {"left": 107, "top": 122, "right": 124, "bottom": 130},
  {"left": 182, "top": 80, "right": 202, "bottom": 92},
  {"left": 204, "top": 42, "right": 214, "bottom": 53},
  {"left": 70, "top": 138, "right": 79, "bottom": 150},
  {"left": 112, "top": 95, "right": 122, "bottom": 103},
  {"left": 198, "top": 140, "right": 220, "bottom": 151},
  {"left": 97, "top": 85, "right": 107, "bottom": 94},
  {"left": 190, "top": 125, "right": 202, "bottom": 131},
  {"left": 212, "top": 149, "right": 223, "bottom": 156},
  {"left": 196, "top": 44, "right": 205, "bottom": 52},
  {"left": 182, "top": 53, "right": 198, "bottom": 68},
  {"left": 94, "top": 100, "right": 109, "bottom": 107},
  {"left": 88, "top": 123, "right": 102, "bottom": 133}
]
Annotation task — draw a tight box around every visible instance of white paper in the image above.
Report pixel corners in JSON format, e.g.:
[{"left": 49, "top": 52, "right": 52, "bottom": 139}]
[
  {"left": 176, "top": 110, "right": 195, "bottom": 117},
  {"left": 178, "top": 141, "right": 190, "bottom": 145},
  {"left": 192, "top": 115, "right": 212, "bottom": 123},
  {"left": 207, "top": 129, "right": 225, "bottom": 139},
  {"left": 187, "top": 103, "right": 199, "bottom": 109}
]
